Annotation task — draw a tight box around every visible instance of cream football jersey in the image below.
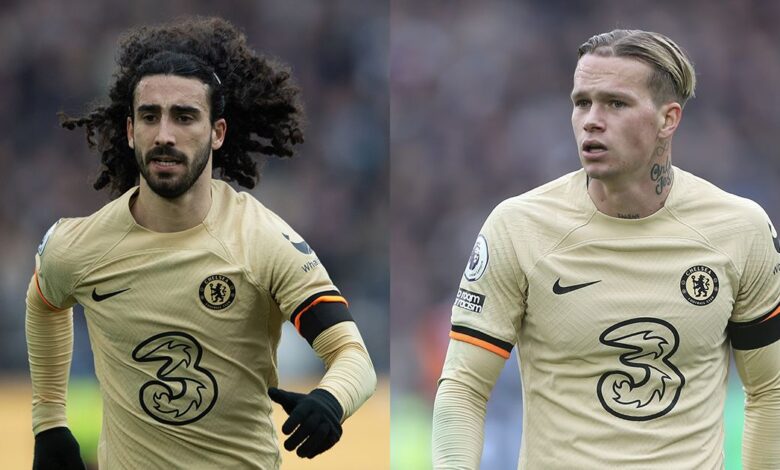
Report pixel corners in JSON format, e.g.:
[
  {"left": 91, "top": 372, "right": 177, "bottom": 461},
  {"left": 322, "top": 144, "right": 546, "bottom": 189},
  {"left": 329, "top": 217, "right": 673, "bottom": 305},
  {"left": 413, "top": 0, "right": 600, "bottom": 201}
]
[
  {"left": 448, "top": 168, "right": 780, "bottom": 469},
  {"left": 34, "top": 180, "right": 351, "bottom": 469}
]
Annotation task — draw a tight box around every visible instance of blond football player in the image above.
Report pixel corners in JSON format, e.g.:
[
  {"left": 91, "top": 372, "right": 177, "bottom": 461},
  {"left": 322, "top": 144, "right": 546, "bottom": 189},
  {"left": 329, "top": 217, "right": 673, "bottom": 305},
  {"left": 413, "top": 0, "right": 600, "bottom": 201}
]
[
  {"left": 26, "top": 17, "right": 376, "bottom": 469},
  {"left": 433, "top": 29, "right": 780, "bottom": 469}
]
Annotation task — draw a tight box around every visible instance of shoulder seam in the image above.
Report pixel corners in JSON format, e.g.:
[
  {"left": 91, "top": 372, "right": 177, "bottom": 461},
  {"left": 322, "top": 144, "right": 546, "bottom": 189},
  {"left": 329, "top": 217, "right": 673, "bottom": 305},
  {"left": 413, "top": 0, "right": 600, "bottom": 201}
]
[
  {"left": 665, "top": 205, "right": 743, "bottom": 277},
  {"left": 489, "top": 209, "right": 528, "bottom": 345},
  {"left": 201, "top": 222, "right": 269, "bottom": 298},
  {"left": 526, "top": 208, "right": 598, "bottom": 278},
  {"left": 71, "top": 224, "right": 136, "bottom": 294},
  {"left": 203, "top": 184, "right": 269, "bottom": 297}
]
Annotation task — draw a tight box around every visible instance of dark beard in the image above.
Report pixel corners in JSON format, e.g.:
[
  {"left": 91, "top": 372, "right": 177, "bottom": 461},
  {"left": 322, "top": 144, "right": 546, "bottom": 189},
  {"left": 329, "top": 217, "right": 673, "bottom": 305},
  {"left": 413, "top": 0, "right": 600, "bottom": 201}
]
[{"left": 136, "top": 138, "right": 212, "bottom": 199}]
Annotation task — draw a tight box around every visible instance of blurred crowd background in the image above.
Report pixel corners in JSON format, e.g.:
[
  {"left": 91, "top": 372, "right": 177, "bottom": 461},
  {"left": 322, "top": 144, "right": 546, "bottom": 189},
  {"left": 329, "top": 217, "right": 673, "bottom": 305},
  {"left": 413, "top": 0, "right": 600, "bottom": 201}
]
[
  {"left": 2, "top": 0, "right": 779, "bottom": 468},
  {"left": 391, "top": 0, "right": 780, "bottom": 468},
  {"left": 0, "top": 0, "right": 388, "bottom": 467}
]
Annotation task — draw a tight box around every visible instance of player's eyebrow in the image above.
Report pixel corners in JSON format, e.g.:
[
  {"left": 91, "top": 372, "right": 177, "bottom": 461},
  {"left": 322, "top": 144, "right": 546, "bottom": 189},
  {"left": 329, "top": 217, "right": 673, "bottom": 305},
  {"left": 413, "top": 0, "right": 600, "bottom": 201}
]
[
  {"left": 136, "top": 104, "right": 161, "bottom": 114},
  {"left": 136, "top": 104, "right": 203, "bottom": 115},
  {"left": 570, "top": 89, "right": 634, "bottom": 102},
  {"left": 170, "top": 105, "right": 202, "bottom": 115}
]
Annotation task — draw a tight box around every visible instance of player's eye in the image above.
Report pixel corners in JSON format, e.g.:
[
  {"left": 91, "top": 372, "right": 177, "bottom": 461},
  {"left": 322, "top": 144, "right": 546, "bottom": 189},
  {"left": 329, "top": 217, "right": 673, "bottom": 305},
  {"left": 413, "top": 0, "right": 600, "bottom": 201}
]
[
  {"left": 141, "top": 114, "right": 158, "bottom": 123},
  {"left": 177, "top": 114, "right": 194, "bottom": 123},
  {"left": 574, "top": 99, "right": 590, "bottom": 108},
  {"left": 610, "top": 100, "right": 626, "bottom": 109}
]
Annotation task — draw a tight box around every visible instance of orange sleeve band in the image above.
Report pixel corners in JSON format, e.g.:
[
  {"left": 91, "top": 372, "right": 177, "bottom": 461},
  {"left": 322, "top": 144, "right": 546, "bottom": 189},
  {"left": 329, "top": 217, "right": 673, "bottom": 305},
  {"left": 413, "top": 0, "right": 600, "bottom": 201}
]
[
  {"left": 760, "top": 304, "right": 780, "bottom": 323},
  {"left": 294, "top": 295, "right": 348, "bottom": 333},
  {"left": 450, "top": 331, "right": 511, "bottom": 359},
  {"left": 34, "top": 271, "right": 63, "bottom": 312}
]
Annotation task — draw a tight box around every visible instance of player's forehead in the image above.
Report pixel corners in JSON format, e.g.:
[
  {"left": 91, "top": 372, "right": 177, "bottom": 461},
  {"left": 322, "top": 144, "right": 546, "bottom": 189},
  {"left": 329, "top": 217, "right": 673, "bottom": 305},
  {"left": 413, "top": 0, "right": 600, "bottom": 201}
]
[
  {"left": 571, "top": 54, "right": 653, "bottom": 100},
  {"left": 133, "top": 74, "right": 210, "bottom": 112}
]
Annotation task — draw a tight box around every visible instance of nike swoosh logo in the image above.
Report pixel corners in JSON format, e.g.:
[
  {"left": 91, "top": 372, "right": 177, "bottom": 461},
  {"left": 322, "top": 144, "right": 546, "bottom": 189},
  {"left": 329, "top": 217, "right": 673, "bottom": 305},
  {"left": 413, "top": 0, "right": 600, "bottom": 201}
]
[
  {"left": 283, "top": 233, "right": 313, "bottom": 255},
  {"left": 552, "top": 278, "right": 601, "bottom": 295},
  {"left": 91, "top": 288, "right": 131, "bottom": 302}
]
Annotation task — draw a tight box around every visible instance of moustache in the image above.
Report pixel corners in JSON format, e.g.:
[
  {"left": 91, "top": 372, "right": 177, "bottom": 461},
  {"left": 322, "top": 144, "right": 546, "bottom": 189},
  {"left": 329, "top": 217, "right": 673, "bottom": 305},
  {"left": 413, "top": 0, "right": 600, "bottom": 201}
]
[{"left": 145, "top": 146, "right": 188, "bottom": 164}]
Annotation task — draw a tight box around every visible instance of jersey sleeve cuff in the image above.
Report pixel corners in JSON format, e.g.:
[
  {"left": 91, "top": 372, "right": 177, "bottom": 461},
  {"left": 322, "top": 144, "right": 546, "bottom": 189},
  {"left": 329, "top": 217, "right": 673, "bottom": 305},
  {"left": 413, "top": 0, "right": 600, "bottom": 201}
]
[
  {"left": 729, "top": 301, "right": 780, "bottom": 350},
  {"left": 291, "top": 291, "right": 352, "bottom": 345},
  {"left": 450, "top": 325, "right": 513, "bottom": 359}
]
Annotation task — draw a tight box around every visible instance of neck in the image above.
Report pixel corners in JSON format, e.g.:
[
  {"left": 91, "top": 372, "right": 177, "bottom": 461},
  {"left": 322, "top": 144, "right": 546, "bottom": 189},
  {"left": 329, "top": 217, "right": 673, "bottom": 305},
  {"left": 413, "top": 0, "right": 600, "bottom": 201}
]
[
  {"left": 130, "top": 175, "right": 213, "bottom": 233},
  {"left": 587, "top": 146, "right": 674, "bottom": 219}
]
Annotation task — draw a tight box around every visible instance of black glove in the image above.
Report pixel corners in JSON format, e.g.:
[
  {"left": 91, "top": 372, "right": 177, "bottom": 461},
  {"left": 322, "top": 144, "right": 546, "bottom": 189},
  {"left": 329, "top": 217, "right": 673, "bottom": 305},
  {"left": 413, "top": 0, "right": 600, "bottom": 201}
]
[
  {"left": 268, "top": 387, "right": 343, "bottom": 458},
  {"left": 33, "top": 427, "right": 86, "bottom": 470}
]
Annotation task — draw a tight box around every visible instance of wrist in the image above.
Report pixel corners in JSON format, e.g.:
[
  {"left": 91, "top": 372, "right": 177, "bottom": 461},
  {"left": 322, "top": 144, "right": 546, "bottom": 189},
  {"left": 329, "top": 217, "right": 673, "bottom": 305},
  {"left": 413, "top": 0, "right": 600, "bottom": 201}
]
[{"left": 311, "top": 388, "right": 343, "bottom": 421}]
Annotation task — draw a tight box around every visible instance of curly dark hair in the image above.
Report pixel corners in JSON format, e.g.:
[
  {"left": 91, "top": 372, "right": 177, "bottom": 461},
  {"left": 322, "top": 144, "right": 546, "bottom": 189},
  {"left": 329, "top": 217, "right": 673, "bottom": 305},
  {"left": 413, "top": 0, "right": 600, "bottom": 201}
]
[{"left": 61, "top": 16, "right": 305, "bottom": 198}]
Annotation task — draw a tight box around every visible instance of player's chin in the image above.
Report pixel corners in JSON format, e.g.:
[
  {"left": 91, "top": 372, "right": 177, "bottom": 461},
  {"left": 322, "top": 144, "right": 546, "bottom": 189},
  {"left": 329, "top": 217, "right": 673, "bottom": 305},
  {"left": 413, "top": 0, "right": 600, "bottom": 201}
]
[
  {"left": 149, "top": 181, "right": 191, "bottom": 199},
  {"left": 147, "top": 172, "right": 181, "bottom": 187},
  {"left": 580, "top": 158, "right": 614, "bottom": 180}
]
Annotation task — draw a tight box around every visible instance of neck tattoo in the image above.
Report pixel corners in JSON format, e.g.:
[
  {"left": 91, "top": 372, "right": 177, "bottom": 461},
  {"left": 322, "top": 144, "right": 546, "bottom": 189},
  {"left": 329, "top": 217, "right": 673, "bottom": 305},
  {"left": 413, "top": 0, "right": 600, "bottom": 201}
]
[
  {"left": 650, "top": 143, "right": 672, "bottom": 195},
  {"left": 617, "top": 213, "right": 640, "bottom": 219}
]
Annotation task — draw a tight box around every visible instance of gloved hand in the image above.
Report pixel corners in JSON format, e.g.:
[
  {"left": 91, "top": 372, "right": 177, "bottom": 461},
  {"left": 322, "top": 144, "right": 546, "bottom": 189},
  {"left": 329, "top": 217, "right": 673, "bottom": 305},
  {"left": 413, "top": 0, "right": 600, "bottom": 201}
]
[
  {"left": 269, "top": 387, "right": 343, "bottom": 458},
  {"left": 33, "top": 426, "right": 86, "bottom": 470}
]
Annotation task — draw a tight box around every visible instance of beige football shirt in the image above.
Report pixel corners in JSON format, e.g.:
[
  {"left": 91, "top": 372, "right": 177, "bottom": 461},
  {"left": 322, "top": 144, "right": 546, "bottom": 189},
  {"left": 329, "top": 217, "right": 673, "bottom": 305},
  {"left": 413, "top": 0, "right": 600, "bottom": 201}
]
[
  {"left": 447, "top": 167, "right": 780, "bottom": 469},
  {"left": 34, "top": 179, "right": 351, "bottom": 469}
]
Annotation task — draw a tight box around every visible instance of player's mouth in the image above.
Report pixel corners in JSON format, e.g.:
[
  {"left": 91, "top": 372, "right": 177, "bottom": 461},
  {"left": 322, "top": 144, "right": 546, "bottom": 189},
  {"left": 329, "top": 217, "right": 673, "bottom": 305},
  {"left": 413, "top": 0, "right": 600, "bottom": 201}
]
[
  {"left": 582, "top": 140, "right": 608, "bottom": 158},
  {"left": 149, "top": 158, "right": 186, "bottom": 172}
]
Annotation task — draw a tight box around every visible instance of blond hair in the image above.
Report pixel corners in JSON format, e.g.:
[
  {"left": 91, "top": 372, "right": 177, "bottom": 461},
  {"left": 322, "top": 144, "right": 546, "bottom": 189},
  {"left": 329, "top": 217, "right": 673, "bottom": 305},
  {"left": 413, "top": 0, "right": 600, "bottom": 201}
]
[{"left": 578, "top": 29, "right": 696, "bottom": 108}]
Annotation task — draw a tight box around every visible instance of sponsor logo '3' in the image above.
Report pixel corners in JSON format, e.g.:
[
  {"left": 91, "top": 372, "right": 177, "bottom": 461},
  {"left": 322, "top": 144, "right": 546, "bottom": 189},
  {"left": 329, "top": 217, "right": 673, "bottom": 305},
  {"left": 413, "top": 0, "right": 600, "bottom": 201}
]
[
  {"left": 597, "top": 318, "right": 685, "bottom": 421},
  {"left": 132, "top": 332, "right": 218, "bottom": 426}
]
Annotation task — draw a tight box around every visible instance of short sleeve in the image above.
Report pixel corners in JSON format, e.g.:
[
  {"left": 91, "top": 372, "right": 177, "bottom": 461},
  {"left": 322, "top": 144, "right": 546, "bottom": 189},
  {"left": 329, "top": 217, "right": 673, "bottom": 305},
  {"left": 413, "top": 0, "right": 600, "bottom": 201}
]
[
  {"left": 34, "top": 220, "right": 77, "bottom": 311},
  {"left": 728, "top": 204, "right": 780, "bottom": 350},
  {"left": 256, "top": 211, "right": 352, "bottom": 344},
  {"left": 450, "top": 203, "right": 527, "bottom": 359}
]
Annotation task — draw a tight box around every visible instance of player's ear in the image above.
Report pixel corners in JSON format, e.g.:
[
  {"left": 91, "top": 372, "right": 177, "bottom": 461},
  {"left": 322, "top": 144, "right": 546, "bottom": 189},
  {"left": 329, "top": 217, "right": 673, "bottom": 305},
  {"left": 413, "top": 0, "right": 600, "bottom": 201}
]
[
  {"left": 212, "top": 118, "right": 226, "bottom": 150},
  {"left": 127, "top": 116, "right": 135, "bottom": 149},
  {"left": 657, "top": 102, "right": 682, "bottom": 139}
]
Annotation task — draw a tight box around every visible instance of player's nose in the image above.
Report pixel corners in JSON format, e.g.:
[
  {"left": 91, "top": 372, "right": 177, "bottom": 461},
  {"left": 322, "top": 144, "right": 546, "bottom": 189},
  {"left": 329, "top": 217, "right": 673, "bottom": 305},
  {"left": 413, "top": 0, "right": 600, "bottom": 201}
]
[
  {"left": 154, "top": 116, "right": 177, "bottom": 147},
  {"left": 583, "top": 106, "right": 605, "bottom": 133}
]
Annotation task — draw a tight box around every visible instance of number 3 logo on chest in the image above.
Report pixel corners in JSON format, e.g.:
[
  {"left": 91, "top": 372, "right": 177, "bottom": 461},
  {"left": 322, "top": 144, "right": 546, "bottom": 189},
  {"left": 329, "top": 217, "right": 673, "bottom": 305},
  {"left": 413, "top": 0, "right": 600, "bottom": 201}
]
[
  {"left": 132, "top": 332, "right": 219, "bottom": 425},
  {"left": 596, "top": 318, "right": 685, "bottom": 421}
]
